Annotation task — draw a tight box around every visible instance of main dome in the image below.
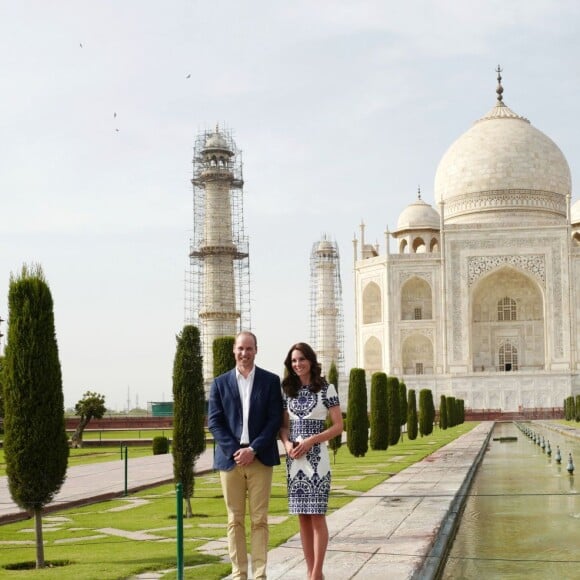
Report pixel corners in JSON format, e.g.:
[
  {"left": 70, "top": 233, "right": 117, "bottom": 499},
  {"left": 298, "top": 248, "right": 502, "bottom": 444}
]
[{"left": 434, "top": 87, "right": 571, "bottom": 225}]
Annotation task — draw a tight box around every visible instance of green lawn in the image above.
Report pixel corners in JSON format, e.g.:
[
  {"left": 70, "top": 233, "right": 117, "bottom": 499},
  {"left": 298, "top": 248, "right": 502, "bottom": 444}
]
[
  {"left": 555, "top": 419, "right": 580, "bottom": 427},
  {"left": 0, "top": 423, "right": 476, "bottom": 579}
]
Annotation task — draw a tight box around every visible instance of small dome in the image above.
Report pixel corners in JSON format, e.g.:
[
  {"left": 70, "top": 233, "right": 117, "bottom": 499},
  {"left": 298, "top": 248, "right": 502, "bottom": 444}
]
[
  {"left": 315, "top": 236, "right": 338, "bottom": 256},
  {"left": 572, "top": 200, "right": 580, "bottom": 225},
  {"left": 205, "top": 132, "right": 228, "bottom": 149},
  {"left": 204, "top": 128, "right": 231, "bottom": 152},
  {"left": 396, "top": 195, "right": 440, "bottom": 232}
]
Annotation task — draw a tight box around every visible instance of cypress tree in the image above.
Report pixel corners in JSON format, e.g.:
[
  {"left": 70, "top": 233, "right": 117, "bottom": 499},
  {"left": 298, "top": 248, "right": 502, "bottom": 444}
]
[
  {"left": 439, "top": 395, "right": 448, "bottom": 430},
  {"left": 446, "top": 396, "right": 456, "bottom": 427},
  {"left": 387, "top": 376, "right": 400, "bottom": 445},
  {"left": 567, "top": 396, "right": 575, "bottom": 421},
  {"left": 419, "top": 389, "right": 434, "bottom": 436},
  {"left": 172, "top": 325, "right": 205, "bottom": 518},
  {"left": 347, "top": 368, "right": 368, "bottom": 457},
  {"left": 399, "top": 381, "right": 407, "bottom": 428},
  {"left": 3, "top": 265, "right": 69, "bottom": 568},
  {"left": 407, "top": 389, "right": 418, "bottom": 440},
  {"left": 427, "top": 389, "right": 435, "bottom": 434},
  {"left": 0, "top": 356, "right": 5, "bottom": 422},
  {"left": 326, "top": 361, "right": 342, "bottom": 461},
  {"left": 576, "top": 394, "right": 580, "bottom": 422},
  {"left": 213, "top": 336, "right": 235, "bottom": 377},
  {"left": 369, "top": 372, "right": 388, "bottom": 450}
]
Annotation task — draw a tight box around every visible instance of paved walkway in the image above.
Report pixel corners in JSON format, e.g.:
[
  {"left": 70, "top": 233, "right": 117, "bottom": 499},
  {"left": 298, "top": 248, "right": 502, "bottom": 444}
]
[
  {"left": 0, "top": 449, "right": 215, "bottom": 524},
  {"left": 265, "top": 422, "right": 493, "bottom": 579},
  {"left": 1, "top": 423, "right": 494, "bottom": 579}
]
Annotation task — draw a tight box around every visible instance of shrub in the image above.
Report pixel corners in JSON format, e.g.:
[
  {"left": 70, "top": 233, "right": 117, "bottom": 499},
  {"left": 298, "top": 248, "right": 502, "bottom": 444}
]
[
  {"left": 387, "top": 376, "right": 400, "bottom": 446},
  {"left": 439, "top": 395, "right": 448, "bottom": 430},
  {"left": 153, "top": 436, "right": 170, "bottom": 455},
  {"left": 327, "top": 361, "right": 342, "bottom": 461},
  {"left": 407, "top": 389, "right": 418, "bottom": 440},
  {"left": 399, "top": 381, "right": 407, "bottom": 428},
  {"left": 446, "top": 396, "right": 456, "bottom": 427},
  {"left": 369, "top": 372, "right": 388, "bottom": 450},
  {"left": 347, "top": 368, "right": 368, "bottom": 457},
  {"left": 213, "top": 336, "right": 235, "bottom": 377},
  {"left": 419, "top": 389, "right": 434, "bottom": 436}
]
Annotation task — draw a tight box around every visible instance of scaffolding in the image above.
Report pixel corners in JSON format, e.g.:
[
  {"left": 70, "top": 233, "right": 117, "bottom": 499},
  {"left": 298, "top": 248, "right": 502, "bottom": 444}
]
[
  {"left": 310, "top": 235, "right": 345, "bottom": 381},
  {"left": 186, "top": 126, "right": 251, "bottom": 386}
]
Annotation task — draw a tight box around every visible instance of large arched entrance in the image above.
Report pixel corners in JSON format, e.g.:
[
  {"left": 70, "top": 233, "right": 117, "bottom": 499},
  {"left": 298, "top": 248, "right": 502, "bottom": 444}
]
[{"left": 471, "top": 267, "right": 544, "bottom": 372}]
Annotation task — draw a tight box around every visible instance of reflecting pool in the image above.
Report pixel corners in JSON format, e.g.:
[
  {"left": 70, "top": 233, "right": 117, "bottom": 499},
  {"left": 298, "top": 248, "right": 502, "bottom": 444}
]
[{"left": 442, "top": 422, "right": 579, "bottom": 579}]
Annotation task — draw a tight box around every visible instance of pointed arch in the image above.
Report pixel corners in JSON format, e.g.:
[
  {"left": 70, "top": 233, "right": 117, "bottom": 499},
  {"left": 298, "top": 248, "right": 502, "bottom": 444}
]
[
  {"left": 363, "top": 282, "right": 382, "bottom": 324},
  {"left": 401, "top": 276, "right": 432, "bottom": 320},
  {"left": 412, "top": 237, "right": 426, "bottom": 253},
  {"left": 471, "top": 266, "right": 544, "bottom": 372},
  {"left": 364, "top": 336, "right": 383, "bottom": 371},
  {"left": 402, "top": 334, "right": 434, "bottom": 375}
]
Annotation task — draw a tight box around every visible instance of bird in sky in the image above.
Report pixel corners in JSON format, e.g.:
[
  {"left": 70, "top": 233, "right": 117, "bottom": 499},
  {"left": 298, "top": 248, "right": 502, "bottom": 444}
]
[
  {"left": 113, "top": 112, "right": 117, "bottom": 118},
  {"left": 186, "top": 73, "right": 191, "bottom": 79},
  {"left": 115, "top": 128, "right": 119, "bottom": 132},
  {"left": 79, "top": 43, "right": 83, "bottom": 48}
]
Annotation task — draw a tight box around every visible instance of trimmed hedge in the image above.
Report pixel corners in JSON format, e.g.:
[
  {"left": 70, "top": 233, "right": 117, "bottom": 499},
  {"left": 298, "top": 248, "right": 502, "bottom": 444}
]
[
  {"left": 347, "top": 368, "right": 368, "bottom": 457},
  {"left": 370, "top": 372, "right": 388, "bottom": 450},
  {"left": 153, "top": 436, "right": 170, "bottom": 455}
]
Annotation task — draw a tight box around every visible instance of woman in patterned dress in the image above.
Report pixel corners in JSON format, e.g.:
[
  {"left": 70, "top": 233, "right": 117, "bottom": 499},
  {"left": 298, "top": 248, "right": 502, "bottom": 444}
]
[{"left": 280, "top": 342, "right": 343, "bottom": 580}]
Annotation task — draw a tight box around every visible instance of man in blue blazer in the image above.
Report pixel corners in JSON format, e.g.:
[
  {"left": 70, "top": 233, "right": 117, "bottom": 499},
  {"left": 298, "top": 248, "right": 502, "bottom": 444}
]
[{"left": 208, "top": 331, "right": 283, "bottom": 580}]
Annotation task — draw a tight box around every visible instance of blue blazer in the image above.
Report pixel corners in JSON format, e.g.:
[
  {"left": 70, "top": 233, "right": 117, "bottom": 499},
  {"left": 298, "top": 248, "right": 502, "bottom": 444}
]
[{"left": 208, "top": 366, "right": 283, "bottom": 471}]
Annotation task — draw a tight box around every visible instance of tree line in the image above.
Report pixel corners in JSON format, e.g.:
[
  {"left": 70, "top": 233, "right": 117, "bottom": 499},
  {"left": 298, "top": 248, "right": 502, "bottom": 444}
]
[{"left": 345, "top": 368, "right": 465, "bottom": 457}]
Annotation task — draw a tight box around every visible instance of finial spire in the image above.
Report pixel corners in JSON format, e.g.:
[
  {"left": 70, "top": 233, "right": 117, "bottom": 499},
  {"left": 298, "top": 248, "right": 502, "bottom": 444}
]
[
  {"left": 215, "top": 122, "right": 220, "bottom": 133},
  {"left": 496, "top": 65, "right": 504, "bottom": 104},
  {"left": 417, "top": 185, "right": 422, "bottom": 200}
]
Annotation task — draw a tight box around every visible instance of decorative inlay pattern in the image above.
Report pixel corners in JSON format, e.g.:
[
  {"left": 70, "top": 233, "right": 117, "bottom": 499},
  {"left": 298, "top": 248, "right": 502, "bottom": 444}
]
[
  {"left": 400, "top": 327, "right": 434, "bottom": 341},
  {"left": 468, "top": 255, "right": 545, "bottom": 286},
  {"left": 399, "top": 271, "right": 433, "bottom": 285},
  {"left": 445, "top": 190, "right": 566, "bottom": 219}
]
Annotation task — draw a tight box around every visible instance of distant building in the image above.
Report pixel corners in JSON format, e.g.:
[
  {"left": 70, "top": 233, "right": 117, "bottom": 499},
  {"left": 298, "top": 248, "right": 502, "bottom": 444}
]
[{"left": 354, "top": 69, "right": 580, "bottom": 411}]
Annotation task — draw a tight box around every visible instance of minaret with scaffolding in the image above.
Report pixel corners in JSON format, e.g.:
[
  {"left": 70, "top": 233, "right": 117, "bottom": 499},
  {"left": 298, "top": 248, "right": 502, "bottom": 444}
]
[
  {"left": 187, "top": 126, "right": 251, "bottom": 386},
  {"left": 310, "top": 235, "right": 344, "bottom": 383}
]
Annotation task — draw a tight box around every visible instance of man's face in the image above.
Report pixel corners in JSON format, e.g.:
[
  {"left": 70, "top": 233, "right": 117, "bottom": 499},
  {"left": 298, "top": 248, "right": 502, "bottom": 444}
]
[{"left": 234, "top": 333, "right": 257, "bottom": 370}]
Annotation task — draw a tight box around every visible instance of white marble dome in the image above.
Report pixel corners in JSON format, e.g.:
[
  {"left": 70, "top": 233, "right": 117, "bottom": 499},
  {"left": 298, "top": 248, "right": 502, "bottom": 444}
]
[
  {"left": 396, "top": 195, "right": 440, "bottom": 232},
  {"left": 434, "top": 99, "right": 571, "bottom": 225}
]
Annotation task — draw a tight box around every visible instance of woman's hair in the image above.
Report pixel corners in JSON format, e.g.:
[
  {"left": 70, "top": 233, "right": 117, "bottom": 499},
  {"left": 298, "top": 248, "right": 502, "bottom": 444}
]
[{"left": 282, "top": 342, "right": 325, "bottom": 397}]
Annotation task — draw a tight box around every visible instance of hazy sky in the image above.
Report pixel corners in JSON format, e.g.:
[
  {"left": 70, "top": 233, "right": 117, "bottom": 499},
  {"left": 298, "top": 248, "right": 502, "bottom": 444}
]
[{"left": 2, "top": 1, "right": 580, "bottom": 410}]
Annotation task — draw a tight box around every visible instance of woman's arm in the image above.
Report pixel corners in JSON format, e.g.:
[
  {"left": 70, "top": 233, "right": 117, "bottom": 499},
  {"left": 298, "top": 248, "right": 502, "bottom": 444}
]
[
  {"left": 279, "top": 409, "right": 295, "bottom": 457},
  {"left": 293, "top": 405, "right": 343, "bottom": 458}
]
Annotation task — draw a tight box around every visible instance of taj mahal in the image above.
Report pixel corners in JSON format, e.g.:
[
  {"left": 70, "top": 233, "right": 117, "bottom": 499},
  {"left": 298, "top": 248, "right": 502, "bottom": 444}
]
[{"left": 354, "top": 69, "right": 580, "bottom": 412}]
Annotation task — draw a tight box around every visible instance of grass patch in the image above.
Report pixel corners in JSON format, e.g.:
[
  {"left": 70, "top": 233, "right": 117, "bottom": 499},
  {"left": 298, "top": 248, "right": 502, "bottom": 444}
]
[{"left": 0, "top": 423, "right": 476, "bottom": 579}]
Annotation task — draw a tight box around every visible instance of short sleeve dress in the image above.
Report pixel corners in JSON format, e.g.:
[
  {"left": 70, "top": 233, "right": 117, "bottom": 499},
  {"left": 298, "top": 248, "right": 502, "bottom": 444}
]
[{"left": 283, "top": 382, "right": 340, "bottom": 515}]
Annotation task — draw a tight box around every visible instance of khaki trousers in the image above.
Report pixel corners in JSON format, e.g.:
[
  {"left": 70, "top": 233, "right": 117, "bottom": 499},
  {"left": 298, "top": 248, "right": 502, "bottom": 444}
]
[{"left": 220, "top": 460, "right": 273, "bottom": 580}]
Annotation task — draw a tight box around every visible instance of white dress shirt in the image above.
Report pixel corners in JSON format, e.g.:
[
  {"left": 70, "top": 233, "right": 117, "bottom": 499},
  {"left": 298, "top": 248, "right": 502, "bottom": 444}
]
[{"left": 236, "top": 366, "right": 255, "bottom": 445}]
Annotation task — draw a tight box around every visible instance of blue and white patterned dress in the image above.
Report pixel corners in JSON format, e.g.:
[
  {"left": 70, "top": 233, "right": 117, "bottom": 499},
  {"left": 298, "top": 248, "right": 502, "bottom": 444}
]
[{"left": 283, "top": 382, "right": 340, "bottom": 515}]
